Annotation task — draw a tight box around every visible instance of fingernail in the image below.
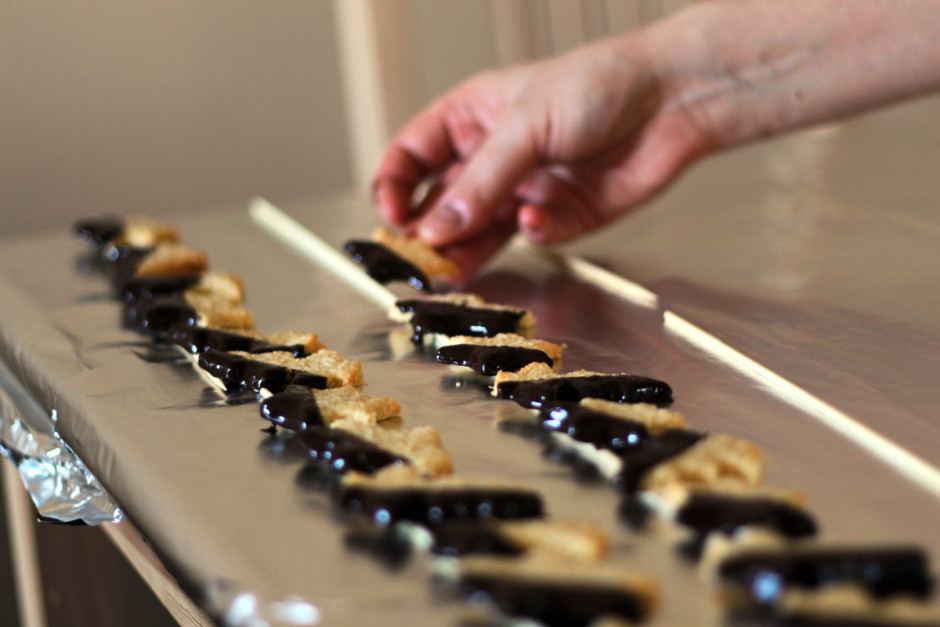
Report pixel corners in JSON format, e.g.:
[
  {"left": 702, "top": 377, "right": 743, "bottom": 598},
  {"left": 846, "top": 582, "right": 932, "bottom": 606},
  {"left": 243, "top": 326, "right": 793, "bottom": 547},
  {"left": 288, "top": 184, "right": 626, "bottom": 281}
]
[
  {"left": 419, "top": 203, "right": 463, "bottom": 241},
  {"left": 520, "top": 213, "right": 547, "bottom": 242}
]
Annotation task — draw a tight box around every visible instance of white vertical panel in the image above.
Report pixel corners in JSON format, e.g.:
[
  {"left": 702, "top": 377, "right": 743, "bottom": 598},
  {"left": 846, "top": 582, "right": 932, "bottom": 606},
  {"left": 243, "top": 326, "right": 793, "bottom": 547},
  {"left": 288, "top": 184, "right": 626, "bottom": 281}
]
[
  {"left": 529, "top": 1, "right": 556, "bottom": 58},
  {"left": 581, "top": 0, "right": 609, "bottom": 40},
  {"left": 546, "top": 0, "right": 588, "bottom": 53},
  {"left": 603, "top": 0, "right": 642, "bottom": 33},
  {"left": 491, "top": 0, "right": 539, "bottom": 65},
  {"left": 661, "top": 0, "right": 695, "bottom": 15},
  {"left": 638, "top": 0, "right": 665, "bottom": 24},
  {"left": 332, "top": 0, "right": 417, "bottom": 191}
]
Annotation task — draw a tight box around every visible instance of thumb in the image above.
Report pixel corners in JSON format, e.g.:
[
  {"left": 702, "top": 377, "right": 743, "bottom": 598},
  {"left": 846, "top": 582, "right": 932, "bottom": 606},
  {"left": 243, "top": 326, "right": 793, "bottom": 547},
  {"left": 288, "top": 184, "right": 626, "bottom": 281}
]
[{"left": 417, "top": 114, "right": 541, "bottom": 246}]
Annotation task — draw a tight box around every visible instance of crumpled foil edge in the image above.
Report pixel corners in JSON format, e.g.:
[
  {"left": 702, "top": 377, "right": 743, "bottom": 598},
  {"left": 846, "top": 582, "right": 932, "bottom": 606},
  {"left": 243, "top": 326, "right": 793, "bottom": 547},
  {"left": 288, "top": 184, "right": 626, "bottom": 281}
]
[
  {"left": 1, "top": 357, "right": 322, "bottom": 626},
  {"left": 0, "top": 357, "right": 123, "bottom": 526}
]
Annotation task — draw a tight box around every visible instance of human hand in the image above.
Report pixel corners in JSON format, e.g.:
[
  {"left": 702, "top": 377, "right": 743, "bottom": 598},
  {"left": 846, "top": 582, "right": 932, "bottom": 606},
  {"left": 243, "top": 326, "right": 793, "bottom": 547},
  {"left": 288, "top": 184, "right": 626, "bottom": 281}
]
[
  {"left": 372, "top": 35, "right": 714, "bottom": 279},
  {"left": 373, "top": 0, "right": 940, "bottom": 280}
]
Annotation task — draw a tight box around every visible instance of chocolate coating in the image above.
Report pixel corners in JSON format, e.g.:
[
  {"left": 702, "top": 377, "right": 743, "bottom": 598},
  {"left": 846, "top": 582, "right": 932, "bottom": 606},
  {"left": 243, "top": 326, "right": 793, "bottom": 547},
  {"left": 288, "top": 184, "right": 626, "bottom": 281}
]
[
  {"left": 459, "top": 573, "right": 650, "bottom": 626},
  {"left": 428, "top": 520, "right": 524, "bottom": 557},
  {"left": 343, "top": 525, "right": 413, "bottom": 570},
  {"left": 110, "top": 246, "right": 154, "bottom": 291},
  {"left": 718, "top": 546, "right": 933, "bottom": 602},
  {"left": 297, "top": 426, "right": 406, "bottom": 474},
  {"left": 675, "top": 492, "right": 817, "bottom": 538},
  {"left": 345, "top": 240, "right": 431, "bottom": 291},
  {"left": 436, "top": 344, "right": 553, "bottom": 376},
  {"left": 74, "top": 217, "right": 124, "bottom": 249},
  {"left": 168, "top": 324, "right": 307, "bottom": 357},
  {"left": 126, "top": 295, "right": 198, "bottom": 333},
  {"left": 260, "top": 386, "right": 324, "bottom": 431},
  {"left": 169, "top": 324, "right": 258, "bottom": 354},
  {"left": 339, "top": 485, "right": 544, "bottom": 527},
  {"left": 123, "top": 275, "right": 201, "bottom": 303},
  {"left": 497, "top": 374, "right": 673, "bottom": 410},
  {"left": 396, "top": 300, "right": 525, "bottom": 343},
  {"left": 616, "top": 429, "right": 705, "bottom": 493},
  {"left": 283, "top": 371, "right": 327, "bottom": 388},
  {"left": 539, "top": 401, "right": 650, "bottom": 452},
  {"left": 198, "top": 351, "right": 327, "bottom": 395}
]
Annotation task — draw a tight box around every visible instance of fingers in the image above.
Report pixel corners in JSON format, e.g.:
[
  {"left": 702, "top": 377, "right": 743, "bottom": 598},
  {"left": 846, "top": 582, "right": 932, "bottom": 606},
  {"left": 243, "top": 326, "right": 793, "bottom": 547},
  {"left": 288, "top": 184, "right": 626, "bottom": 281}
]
[
  {"left": 436, "top": 202, "right": 519, "bottom": 282},
  {"left": 373, "top": 102, "right": 458, "bottom": 226},
  {"left": 416, "top": 112, "right": 541, "bottom": 247},
  {"left": 514, "top": 167, "right": 608, "bottom": 245}
]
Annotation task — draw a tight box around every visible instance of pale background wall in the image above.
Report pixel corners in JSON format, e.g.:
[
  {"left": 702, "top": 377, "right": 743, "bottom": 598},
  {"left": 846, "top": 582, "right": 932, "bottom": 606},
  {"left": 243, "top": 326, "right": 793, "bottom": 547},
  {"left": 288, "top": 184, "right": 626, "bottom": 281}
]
[{"left": 1, "top": 1, "right": 351, "bottom": 237}]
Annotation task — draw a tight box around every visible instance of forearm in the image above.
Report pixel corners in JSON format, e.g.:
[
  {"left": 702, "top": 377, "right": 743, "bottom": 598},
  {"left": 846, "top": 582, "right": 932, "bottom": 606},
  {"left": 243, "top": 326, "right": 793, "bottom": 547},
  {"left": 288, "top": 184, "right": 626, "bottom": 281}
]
[{"left": 639, "top": 0, "right": 940, "bottom": 150}]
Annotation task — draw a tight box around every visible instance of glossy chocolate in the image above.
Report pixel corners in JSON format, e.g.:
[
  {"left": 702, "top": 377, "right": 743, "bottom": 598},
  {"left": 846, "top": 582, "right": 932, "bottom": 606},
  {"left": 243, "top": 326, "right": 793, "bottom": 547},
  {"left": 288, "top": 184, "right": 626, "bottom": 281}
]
[
  {"left": 675, "top": 492, "right": 817, "bottom": 538},
  {"left": 459, "top": 573, "right": 649, "bottom": 626},
  {"left": 436, "top": 344, "right": 552, "bottom": 376},
  {"left": 74, "top": 217, "right": 124, "bottom": 249},
  {"left": 167, "top": 324, "right": 306, "bottom": 357},
  {"left": 126, "top": 295, "right": 198, "bottom": 333},
  {"left": 169, "top": 324, "right": 259, "bottom": 354},
  {"left": 287, "top": 371, "right": 330, "bottom": 388},
  {"left": 297, "top": 426, "right": 406, "bottom": 474},
  {"left": 198, "top": 350, "right": 251, "bottom": 392},
  {"left": 344, "top": 240, "right": 431, "bottom": 291},
  {"left": 429, "top": 520, "right": 524, "bottom": 557},
  {"left": 396, "top": 300, "right": 525, "bottom": 342},
  {"left": 110, "top": 246, "right": 154, "bottom": 291},
  {"left": 198, "top": 350, "right": 327, "bottom": 395},
  {"left": 260, "top": 386, "right": 324, "bottom": 431},
  {"left": 539, "top": 401, "right": 650, "bottom": 452},
  {"left": 718, "top": 546, "right": 933, "bottom": 602},
  {"left": 123, "top": 275, "right": 201, "bottom": 303},
  {"left": 616, "top": 429, "right": 705, "bottom": 493},
  {"left": 343, "top": 525, "right": 413, "bottom": 570},
  {"left": 497, "top": 373, "right": 674, "bottom": 410},
  {"left": 339, "top": 485, "right": 544, "bottom": 527}
]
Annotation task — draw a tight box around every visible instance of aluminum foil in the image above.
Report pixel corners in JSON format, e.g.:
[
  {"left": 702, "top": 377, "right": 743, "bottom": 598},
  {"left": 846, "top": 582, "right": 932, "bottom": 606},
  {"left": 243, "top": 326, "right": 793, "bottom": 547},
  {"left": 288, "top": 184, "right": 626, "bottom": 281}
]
[
  {"left": 204, "top": 580, "right": 320, "bottom": 627},
  {"left": 0, "top": 348, "right": 122, "bottom": 525},
  {"left": 0, "top": 175, "right": 939, "bottom": 627}
]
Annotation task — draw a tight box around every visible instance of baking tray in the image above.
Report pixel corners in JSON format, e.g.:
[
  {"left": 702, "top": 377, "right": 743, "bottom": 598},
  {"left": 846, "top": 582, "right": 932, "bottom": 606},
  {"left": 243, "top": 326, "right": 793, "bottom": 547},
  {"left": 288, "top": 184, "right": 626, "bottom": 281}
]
[{"left": 1, "top": 194, "right": 938, "bottom": 626}]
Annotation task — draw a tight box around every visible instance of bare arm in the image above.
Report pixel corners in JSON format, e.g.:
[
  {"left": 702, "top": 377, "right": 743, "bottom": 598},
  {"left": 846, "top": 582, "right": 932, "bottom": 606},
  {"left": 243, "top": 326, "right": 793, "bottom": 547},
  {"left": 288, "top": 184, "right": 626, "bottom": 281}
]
[{"left": 658, "top": 0, "right": 940, "bottom": 148}]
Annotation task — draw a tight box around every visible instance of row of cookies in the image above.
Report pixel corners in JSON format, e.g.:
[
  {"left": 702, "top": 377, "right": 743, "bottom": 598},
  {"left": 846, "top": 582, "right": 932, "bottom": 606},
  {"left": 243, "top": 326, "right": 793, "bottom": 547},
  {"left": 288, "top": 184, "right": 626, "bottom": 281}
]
[
  {"left": 74, "top": 216, "right": 661, "bottom": 626},
  {"left": 169, "top": 251, "right": 662, "bottom": 624},
  {"left": 353, "top": 230, "right": 939, "bottom": 626},
  {"left": 498, "top": 386, "right": 937, "bottom": 625},
  {"left": 236, "top": 239, "right": 662, "bottom": 625}
]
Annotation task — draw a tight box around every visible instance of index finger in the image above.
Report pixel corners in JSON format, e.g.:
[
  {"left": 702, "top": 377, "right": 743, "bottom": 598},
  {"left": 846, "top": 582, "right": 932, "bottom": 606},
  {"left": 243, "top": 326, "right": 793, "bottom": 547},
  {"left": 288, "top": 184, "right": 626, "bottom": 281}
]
[{"left": 373, "top": 101, "right": 458, "bottom": 226}]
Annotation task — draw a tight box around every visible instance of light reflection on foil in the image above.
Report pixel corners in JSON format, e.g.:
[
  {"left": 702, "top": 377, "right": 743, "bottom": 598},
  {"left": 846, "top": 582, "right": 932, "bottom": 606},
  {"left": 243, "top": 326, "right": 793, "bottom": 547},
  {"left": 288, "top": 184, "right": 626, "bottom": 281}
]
[
  {"left": 206, "top": 580, "right": 320, "bottom": 627},
  {"left": 0, "top": 368, "right": 123, "bottom": 525}
]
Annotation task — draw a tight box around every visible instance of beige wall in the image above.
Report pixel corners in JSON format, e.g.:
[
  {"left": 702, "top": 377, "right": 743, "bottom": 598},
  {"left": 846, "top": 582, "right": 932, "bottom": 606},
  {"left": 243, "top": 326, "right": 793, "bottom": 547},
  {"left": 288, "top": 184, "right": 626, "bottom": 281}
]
[{"left": 0, "top": 1, "right": 351, "bottom": 237}]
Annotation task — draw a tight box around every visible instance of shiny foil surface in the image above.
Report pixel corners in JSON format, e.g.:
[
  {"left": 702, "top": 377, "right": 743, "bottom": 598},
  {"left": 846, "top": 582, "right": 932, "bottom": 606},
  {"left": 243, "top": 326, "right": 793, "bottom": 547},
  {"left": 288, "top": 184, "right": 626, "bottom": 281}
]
[
  {"left": 0, "top": 356, "right": 122, "bottom": 525},
  {"left": 2, "top": 99, "right": 940, "bottom": 627}
]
